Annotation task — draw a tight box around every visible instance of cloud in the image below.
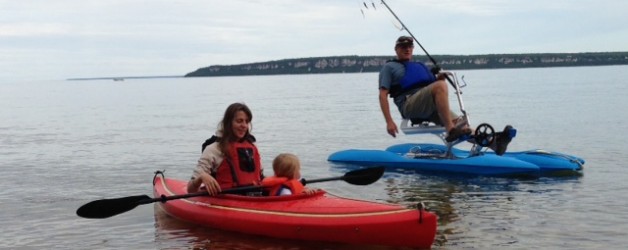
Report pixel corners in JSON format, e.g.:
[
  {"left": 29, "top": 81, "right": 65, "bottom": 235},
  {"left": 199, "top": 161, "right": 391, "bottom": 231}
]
[{"left": 0, "top": 0, "right": 626, "bottom": 81}]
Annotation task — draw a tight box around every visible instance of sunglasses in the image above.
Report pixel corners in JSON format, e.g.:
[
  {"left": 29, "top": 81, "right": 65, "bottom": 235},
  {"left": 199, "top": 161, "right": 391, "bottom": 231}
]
[{"left": 397, "top": 44, "right": 414, "bottom": 49}]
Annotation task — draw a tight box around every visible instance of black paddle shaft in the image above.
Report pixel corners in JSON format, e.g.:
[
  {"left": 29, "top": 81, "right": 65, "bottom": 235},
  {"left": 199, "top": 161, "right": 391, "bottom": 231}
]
[{"left": 76, "top": 166, "right": 385, "bottom": 219}]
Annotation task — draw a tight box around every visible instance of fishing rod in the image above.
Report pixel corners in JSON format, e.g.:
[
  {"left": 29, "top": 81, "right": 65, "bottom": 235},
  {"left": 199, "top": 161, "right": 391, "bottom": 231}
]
[
  {"left": 363, "top": 0, "right": 467, "bottom": 124},
  {"left": 379, "top": 0, "right": 439, "bottom": 67},
  {"left": 375, "top": 0, "right": 458, "bottom": 88}
]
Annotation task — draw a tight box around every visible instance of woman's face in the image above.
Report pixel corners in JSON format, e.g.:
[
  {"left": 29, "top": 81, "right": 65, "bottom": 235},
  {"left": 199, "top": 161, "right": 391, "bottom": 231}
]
[{"left": 231, "top": 110, "right": 250, "bottom": 140}]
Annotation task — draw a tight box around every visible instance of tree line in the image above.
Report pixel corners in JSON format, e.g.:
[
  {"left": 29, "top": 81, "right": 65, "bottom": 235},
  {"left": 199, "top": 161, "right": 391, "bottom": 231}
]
[{"left": 185, "top": 52, "right": 628, "bottom": 77}]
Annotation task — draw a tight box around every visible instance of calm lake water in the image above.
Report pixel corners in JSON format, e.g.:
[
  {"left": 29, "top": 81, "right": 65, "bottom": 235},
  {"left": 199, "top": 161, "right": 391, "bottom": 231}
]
[{"left": 2, "top": 65, "right": 628, "bottom": 249}]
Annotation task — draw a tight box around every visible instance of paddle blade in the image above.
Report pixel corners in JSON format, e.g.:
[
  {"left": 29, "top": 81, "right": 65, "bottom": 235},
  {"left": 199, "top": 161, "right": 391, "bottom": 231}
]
[
  {"left": 76, "top": 195, "right": 151, "bottom": 219},
  {"left": 343, "top": 166, "right": 385, "bottom": 185}
]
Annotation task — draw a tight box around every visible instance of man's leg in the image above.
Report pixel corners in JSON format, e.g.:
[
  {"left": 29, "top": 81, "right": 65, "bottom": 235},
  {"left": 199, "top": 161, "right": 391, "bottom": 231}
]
[
  {"left": 404, "top": 82, "right": 469, "bottom": 141},
  {"left": 403, "top": 85, "right": 439, "bottom": 120},
  {"left": 430, "top": 80, "right": 471, "bottom": 142},
  {"left": 430, "top": 80, "right": 454, "bottom": 131}
]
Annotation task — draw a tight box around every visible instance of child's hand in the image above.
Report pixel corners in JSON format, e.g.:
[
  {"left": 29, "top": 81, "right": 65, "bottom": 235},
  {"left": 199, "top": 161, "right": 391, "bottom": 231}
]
[{"left": 302, "top": 187, "right": 319, "bottom": 195}]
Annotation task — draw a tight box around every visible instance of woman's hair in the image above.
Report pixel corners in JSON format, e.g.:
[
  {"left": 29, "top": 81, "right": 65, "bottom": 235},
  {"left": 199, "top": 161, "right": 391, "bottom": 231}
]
[
  {"left": 272, "top": 153, "right": 299, "bottom": 178},
  {"left": 217, "top": 102, "right": 253, "bottom": 155}
]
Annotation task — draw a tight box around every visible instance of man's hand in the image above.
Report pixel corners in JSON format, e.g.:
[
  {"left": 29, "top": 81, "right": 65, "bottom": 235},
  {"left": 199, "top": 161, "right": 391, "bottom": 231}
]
[
  {"left": 436, "top": 72, "right": 447, "bottom": 81},
  {"left": 431, "top": 66, "right": 441, "bottom": 75},
  {"left": 379, "top": 88, "right": 398, "bottom": 138},
  {"left": 386, "top": 120, "right": 398, "bottom": 137}
]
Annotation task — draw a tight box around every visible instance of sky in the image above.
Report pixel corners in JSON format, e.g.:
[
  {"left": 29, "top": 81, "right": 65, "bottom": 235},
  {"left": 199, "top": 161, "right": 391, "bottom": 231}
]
[{"left": 1, "top": 0, "right": 627, "bottom": 81}]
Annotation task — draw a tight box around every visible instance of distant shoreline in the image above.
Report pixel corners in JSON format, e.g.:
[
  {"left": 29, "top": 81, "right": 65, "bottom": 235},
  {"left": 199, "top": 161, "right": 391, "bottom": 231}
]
[
  {"left": 67, "top": 75, "right": 183, "bottom": 81},
  {"left": 185, "top": 52, "right": 628, "bottom": 77},
  {"left": 67, "top": 52, "right": 628, "bottom": 80}
]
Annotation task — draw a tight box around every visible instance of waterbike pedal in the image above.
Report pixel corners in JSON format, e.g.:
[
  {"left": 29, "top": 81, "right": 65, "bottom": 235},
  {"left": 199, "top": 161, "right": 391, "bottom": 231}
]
[
  {"left": 506, "top": 127, "right": 517, "bottom": 139},
  {"left": 494, "top": 126, "right": 517, "bottom": 139},
  {"left": 452, "top": 133, "right": 472, "bottom": 142}
]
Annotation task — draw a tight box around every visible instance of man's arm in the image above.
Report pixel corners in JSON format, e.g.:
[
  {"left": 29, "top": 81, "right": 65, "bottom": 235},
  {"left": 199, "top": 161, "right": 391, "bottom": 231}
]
[{"left": 379, "top": 88, "right": 398, "bottom": 137}]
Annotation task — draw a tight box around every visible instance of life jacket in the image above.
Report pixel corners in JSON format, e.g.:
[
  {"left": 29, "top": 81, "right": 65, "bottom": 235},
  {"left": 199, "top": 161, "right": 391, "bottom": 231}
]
[
  {"left": 212, "top": 137, "right": 263, "bottom": 189},
  {"left": 388, "top": 60, "right": 436, "bottom": 98},
  {"left": 202, "top": 134, "right": 257, "bottom": 153},
  {"left": 261, "top": 176, "right": 304, "bottom": 196}
]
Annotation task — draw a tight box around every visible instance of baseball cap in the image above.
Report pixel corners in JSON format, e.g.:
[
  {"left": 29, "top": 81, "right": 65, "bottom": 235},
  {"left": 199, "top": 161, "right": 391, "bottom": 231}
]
[{"left": 395, "top": 36, "right": 413, "bottom": 46}]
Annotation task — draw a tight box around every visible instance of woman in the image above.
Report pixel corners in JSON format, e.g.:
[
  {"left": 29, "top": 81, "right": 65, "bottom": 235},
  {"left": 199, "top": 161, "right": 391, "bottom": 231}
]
[{"left": 187, "top": 103, "right": 264, "bottom": 195}]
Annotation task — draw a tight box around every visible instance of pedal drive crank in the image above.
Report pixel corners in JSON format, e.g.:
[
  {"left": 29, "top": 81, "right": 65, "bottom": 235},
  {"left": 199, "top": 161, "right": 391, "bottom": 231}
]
[{"left": 474, "top": 123, "right": 495, "bottom": 147}]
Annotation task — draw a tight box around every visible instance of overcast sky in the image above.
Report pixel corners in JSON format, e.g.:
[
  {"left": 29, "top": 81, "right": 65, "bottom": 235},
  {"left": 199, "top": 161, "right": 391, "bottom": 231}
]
[{"left": 1, "top": 0, "right": 627, "bottom": 81}]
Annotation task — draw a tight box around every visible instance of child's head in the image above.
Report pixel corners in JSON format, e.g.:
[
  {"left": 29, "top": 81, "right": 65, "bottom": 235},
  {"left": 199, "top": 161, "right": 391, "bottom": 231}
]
[{"left": 272, "top": 153, "right": 301, "bottom": 179}]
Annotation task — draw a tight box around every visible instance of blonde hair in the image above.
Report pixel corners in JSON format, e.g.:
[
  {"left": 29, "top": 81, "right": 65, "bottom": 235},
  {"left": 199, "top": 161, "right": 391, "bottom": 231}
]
[{"left": 272, "top": 153, "right": 300, "bottom": 178}]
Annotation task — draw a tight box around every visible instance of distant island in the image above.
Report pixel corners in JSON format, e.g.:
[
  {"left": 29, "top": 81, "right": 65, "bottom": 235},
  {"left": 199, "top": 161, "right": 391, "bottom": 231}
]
[
  {"left": 67, "top": 75, "right": 182, "bottom": 81},
  {"left": 185, "top": 52, "right": 628, "bottom": 77}
]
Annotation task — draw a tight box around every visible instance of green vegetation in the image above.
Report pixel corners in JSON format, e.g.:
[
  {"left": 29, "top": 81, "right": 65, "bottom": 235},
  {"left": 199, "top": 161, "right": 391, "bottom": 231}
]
[{"left": 185, "top": 52, "right": 628, "bottom": 77}]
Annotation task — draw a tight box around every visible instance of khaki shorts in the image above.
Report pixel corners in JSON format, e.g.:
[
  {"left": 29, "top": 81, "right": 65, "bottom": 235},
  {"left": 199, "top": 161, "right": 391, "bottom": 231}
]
[{"left": 403, "top": 84, "right": 457, "bottom": 124}]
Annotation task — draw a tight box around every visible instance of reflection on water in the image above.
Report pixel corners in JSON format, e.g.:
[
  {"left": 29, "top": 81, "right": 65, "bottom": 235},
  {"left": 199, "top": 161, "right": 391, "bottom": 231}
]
[
  {"left": 151, "top": 168, "right": 584, "bottom": 250},
  {"left": 377, "top": 169, "right": 583, "bottom": 248},
  {"left": 154, "top": 204, "right": 271, "bottom": 250}
]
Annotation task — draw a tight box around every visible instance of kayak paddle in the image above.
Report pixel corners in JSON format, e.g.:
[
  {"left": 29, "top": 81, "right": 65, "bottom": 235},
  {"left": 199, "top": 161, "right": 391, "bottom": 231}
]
[{"left": 76, "top": 166, "right": 385, "bottom": 219}]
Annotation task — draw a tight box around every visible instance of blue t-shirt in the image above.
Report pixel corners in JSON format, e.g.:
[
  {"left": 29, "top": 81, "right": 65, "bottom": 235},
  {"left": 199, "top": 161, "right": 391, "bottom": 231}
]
[{"left": 378, "top": 61, "right": 405, "bottom": 91}]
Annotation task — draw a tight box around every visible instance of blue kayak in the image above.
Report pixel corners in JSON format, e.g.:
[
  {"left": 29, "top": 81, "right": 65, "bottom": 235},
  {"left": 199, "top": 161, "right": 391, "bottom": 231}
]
[{"left": 328, "top": 143, "right": 584, "bottom": 177}]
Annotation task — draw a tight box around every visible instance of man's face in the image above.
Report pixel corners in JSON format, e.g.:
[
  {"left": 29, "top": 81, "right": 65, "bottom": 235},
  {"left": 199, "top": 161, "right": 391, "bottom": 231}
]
[{"left": 395, "top": 44, "right": 414, "bottom": 61}]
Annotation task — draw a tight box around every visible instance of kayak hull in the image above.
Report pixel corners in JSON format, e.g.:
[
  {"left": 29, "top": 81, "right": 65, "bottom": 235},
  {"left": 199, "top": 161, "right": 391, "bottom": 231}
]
[
  {"left": 328, "top": 143, "right": 584, "bottom": 177},
  {"left": 153, "top": 176, "right": 437, "bottom": 248}
]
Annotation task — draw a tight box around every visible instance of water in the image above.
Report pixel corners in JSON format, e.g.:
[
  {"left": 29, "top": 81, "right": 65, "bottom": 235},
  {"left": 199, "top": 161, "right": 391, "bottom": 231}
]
[{"left": 1, "top": 65, "right": 628, "bottom": 249}]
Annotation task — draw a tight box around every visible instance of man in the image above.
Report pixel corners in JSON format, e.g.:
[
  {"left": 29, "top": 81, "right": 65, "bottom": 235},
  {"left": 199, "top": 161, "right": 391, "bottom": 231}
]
[
  {"left": 378, "top": 36, "right": 469, "bottom": 141},
  {"left": 378, "top": 36, "right": 513, "bottom": 155}
]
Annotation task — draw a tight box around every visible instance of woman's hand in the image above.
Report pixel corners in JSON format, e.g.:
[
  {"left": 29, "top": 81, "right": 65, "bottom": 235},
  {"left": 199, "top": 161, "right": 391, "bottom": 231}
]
[{"left": 198, "top": 172, "right": 221, "bottom": 196}]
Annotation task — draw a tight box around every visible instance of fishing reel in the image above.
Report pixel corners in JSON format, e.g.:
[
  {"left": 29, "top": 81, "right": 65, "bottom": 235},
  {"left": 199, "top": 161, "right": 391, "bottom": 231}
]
[{"left": 474, "top": 123, "right": 495, "bottom": 147}]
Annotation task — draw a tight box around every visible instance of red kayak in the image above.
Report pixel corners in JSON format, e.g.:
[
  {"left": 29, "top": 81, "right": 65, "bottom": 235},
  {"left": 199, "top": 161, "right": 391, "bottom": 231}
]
[{"left": 153, "top": 175, "right": 437, "bottom": 248}]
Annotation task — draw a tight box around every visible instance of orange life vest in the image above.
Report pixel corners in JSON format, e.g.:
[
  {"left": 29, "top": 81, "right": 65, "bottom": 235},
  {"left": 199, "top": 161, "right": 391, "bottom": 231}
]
[
  {"left": 214, "top": 140, "right": 262, "bottom": 189},
  {"left": 261, "top": 176, "right": 304, "bottom": 196}
]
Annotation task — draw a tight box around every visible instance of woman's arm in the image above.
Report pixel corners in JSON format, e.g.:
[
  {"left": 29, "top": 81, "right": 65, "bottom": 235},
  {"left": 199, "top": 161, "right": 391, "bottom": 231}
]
[
  {"left": 187, "top": 171, "right": 221, "bottom": 195},
  {"left": 187, "top": 143, "right": 223, "bottom": 195}
]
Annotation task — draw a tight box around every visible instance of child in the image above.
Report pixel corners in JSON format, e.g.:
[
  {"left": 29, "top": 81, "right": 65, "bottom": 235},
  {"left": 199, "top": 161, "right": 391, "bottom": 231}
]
[{"left": 262, "top": 153, "right": 317, "bottom": 196}]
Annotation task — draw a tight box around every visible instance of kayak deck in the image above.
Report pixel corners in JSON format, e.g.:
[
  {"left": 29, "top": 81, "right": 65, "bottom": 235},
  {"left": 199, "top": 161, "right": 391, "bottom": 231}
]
[{"left": 153, "top": 176, "right": 437, "bottom": 248}]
